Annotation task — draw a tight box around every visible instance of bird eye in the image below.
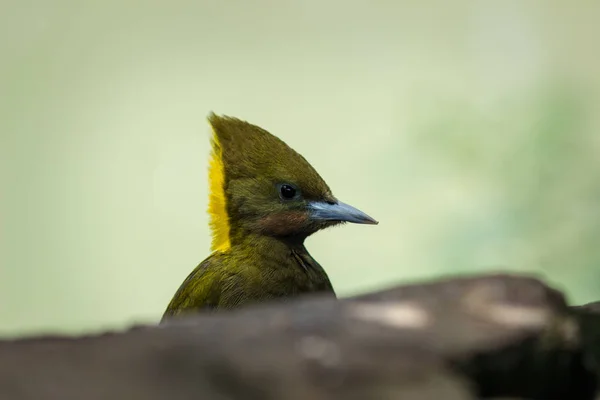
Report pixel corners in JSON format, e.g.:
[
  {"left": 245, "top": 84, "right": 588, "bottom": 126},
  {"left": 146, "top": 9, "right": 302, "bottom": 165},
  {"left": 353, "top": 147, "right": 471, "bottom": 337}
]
[{"left": 279, "top": 184, "right": 297, "bottom": 200}]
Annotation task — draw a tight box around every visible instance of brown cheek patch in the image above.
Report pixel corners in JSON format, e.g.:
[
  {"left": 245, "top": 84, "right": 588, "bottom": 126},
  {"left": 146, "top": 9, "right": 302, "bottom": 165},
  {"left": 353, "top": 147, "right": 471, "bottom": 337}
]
[{"left": 259, "top": 211, "right": 309, "bottom": 236}]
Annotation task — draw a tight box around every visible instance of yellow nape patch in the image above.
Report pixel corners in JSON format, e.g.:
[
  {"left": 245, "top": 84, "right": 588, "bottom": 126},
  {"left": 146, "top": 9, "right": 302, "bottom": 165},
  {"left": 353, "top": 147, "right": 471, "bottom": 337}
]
[{"left": 207, "top": 129, "right": 231, "bottom": 252}]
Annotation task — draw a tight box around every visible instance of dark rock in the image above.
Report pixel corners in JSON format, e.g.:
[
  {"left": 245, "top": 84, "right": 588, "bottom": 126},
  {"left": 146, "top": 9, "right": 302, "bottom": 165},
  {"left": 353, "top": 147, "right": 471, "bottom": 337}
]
[
  {"left": 575, "top": 302, "right": 600, "bottom": 314},
  {"left": 570, "top": 302, "right": 600, "bottom": 399},
  {"left": 0, "top": 273, "right": 598, "bottom": 400},
  {"left": 354, "top": 274, "right": 596, "bottom": 399}
]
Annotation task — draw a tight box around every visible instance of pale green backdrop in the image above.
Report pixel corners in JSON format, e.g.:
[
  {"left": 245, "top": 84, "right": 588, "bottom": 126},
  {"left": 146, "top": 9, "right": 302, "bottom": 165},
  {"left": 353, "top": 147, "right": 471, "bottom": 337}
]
[{"left": 1, "top": 1, "right": 599, "bottom": 336}]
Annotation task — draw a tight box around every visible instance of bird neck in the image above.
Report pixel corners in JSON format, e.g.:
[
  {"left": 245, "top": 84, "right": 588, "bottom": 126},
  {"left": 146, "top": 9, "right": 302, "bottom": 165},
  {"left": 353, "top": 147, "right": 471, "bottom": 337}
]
[
  {"left": 226, "top": 231, "right": 333, "bottom": 293},
  {"left": 232, "top": 232, "right": 307, "bottom": 255}
]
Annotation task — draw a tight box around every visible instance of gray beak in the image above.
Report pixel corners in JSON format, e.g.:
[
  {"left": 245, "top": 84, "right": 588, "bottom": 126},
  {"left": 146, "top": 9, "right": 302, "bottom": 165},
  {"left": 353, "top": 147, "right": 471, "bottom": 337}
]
[{"left": 308, "top": 200, "right": 378, "bottom": 225}]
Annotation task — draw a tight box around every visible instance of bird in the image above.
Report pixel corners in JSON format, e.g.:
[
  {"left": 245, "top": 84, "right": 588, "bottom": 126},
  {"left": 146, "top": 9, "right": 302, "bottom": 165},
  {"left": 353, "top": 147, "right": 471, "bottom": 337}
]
[{"left": 161, "top": 113, "right": 377, "bottom": 321}]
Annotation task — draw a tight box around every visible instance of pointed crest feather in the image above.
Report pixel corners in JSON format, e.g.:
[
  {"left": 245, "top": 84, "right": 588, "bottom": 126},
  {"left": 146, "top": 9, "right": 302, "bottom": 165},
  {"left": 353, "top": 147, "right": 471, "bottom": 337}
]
[{"left": 207, "top": 114, "right": 231, "bottom": 252}]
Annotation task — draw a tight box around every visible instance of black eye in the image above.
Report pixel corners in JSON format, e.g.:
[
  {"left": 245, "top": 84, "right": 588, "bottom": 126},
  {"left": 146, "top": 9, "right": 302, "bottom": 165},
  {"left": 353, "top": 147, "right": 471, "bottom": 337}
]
[{"left": 279, "top": 184, "right": 297, "bottom": 200}]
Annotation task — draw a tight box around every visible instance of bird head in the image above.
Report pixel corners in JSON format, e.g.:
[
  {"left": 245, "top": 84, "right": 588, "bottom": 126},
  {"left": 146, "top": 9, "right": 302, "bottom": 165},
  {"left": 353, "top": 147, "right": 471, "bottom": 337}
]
[{"left": 207, "top": 113, "right": 377, "bottom": 251}]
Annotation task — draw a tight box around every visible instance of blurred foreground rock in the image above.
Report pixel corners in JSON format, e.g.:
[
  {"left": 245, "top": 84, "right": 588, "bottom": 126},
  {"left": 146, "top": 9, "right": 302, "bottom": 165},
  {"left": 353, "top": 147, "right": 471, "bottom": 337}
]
[{"left": 1, "top": 273, "right": 599, "bottom": 399}]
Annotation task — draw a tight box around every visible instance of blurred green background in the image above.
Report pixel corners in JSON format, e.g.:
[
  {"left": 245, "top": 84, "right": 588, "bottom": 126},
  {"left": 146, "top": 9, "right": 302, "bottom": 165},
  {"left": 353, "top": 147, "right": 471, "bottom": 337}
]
[{"left": 1, "top": 1, "right": 599, "bottom": 337}]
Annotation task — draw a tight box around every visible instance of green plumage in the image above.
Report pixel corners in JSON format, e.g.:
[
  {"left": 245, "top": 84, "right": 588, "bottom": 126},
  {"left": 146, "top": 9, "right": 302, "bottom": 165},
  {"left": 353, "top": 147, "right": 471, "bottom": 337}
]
[
  {"left": 162, "top": 235, "right": 334, "bottom": 318},
  {"left": 162, "top": 114, "right": 376, "bottom": 321}
]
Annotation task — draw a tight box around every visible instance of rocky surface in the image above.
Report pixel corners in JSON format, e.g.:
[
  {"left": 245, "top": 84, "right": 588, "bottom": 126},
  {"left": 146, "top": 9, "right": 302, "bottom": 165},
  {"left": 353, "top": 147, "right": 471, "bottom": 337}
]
[{"left": 1, "top": 273, "right": 599, "bottom": 399}]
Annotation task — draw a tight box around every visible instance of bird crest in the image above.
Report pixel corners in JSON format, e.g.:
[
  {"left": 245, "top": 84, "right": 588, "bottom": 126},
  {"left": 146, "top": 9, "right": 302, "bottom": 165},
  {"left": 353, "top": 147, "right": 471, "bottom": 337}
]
[{"left": 207, "top": 120, "right": 231, "bottom": 252}]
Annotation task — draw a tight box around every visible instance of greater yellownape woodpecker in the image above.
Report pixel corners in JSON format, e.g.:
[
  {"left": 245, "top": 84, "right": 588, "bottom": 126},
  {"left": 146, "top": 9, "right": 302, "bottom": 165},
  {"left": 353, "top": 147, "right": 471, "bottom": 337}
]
[{"left": 162, "top": 113, "right": 377, "bottom": 321}]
